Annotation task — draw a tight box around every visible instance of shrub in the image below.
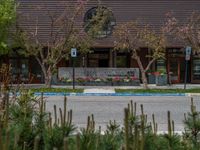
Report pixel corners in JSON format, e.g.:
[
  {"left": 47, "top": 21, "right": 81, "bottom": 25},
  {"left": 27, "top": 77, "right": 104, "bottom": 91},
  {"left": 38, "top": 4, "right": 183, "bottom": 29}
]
[{"left": 0, "top": 89, "right": 199, "bottom": 150}]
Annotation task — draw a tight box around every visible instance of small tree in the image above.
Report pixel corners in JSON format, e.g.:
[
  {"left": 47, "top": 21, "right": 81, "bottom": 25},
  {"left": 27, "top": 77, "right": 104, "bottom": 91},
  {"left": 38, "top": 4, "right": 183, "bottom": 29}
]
[
  {"left": 16, "top": 1, "right": 91, "bottom": 87},
  {"left": 0, "top": 0, "right": 16, "bottom": 54},
  {"left": 164, "top": 12, "right": 200, "bottom": 53},
  {"left": 114, "top": 21, "right": 166, "bottom": 89},
  {"left": 0, "top": 0, "right": 16, "bottom": 111}
]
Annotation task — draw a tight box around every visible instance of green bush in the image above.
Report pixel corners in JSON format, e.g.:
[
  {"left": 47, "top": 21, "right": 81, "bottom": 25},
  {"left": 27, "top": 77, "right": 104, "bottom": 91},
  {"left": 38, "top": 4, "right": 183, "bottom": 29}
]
[{"left": 1, "top": 90, "right": 200, "bottom": 149}]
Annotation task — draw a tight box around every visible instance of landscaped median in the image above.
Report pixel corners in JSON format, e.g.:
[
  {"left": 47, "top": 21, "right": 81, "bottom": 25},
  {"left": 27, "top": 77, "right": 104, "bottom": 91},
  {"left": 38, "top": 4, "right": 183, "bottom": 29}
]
[
  {"left": 30, "top": 88, "right": 84, "bottom": 93},
  {"left": 15, "top": 88, "right": 84, "bottom": 96},
  {"left": 12, "top": 88, "right": 200, "bottom": 96},
  {"left": 115, "top": 88, "right": 200, "bottom": 96}
]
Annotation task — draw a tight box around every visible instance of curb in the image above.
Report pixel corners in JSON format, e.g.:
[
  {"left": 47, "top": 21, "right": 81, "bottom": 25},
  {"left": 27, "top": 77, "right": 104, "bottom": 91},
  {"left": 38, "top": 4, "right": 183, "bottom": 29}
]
[
  {"left": 31, "top": 92, "right": 186, "bottom": 96},
  {"left": 186, "top": 93, "right": 200, "bottom": 97}
]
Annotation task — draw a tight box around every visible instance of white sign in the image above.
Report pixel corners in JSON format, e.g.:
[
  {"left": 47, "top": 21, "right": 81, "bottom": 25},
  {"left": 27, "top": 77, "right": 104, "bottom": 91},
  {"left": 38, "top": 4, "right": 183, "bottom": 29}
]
[
  {"left": 71, "top": 48, "right": 77, "bottom": 57},
  {"left": 185, "top": 46, "right": 192, "bottom": 60},
  {"left": 186, "top": 46, "right": 192, "bottom": 55}
]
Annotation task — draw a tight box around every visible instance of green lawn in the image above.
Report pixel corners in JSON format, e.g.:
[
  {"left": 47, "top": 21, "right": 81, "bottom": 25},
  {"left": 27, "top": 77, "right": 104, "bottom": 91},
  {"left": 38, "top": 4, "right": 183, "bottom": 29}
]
[
  {"left": 115, "top": 88, "right": 200, "bottom": 93},
  {"left": 30, "top": 88, "right": 84, "bottom": 93}
]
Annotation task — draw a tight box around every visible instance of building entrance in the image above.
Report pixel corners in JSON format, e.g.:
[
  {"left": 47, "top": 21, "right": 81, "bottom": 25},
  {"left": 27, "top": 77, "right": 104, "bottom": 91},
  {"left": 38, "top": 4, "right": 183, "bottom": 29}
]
[
  {"left": 99, "top": 59, "right": 109, "bottom": 67},
  {"left": 168, "top": 58, "right": 190, "bottom": 83},
  {"left": 87, "top": 48, "right": 110, "bottom": 67}
]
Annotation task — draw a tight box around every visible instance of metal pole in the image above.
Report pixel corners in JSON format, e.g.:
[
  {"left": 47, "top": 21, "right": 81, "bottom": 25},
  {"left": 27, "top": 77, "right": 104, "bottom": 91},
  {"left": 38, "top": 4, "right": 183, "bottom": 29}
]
[
  {"left": 72, "top": 58, "right": 75, "bottom": 89},
  {"left": 184, "top": 60, "right": 188, "bottom": 90}
]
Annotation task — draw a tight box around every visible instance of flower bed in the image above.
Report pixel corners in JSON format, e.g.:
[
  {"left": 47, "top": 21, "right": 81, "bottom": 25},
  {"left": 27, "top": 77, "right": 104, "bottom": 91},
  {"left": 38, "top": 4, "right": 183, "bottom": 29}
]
[{"left": 58, "top": 76, "right": 140, "bottom": 86}]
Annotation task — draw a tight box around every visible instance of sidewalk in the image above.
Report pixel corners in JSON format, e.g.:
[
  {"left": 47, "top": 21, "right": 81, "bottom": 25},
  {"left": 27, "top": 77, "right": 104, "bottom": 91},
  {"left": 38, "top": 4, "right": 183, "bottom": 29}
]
[
  {"left": 14, "top": 84, "right": 200, "bottom": 91},
  {"left": 9, "top": 83, "right": 200, "bottom": 96},
  {"left": 14, "top": 83, "right": 200, "bottom": 90}
]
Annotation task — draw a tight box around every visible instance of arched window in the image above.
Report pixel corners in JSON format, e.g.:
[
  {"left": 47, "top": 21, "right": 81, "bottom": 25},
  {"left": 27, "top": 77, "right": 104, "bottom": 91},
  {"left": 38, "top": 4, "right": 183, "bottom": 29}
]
[{"left": 84, "top": 6, "right": 116, "bottom": 38}]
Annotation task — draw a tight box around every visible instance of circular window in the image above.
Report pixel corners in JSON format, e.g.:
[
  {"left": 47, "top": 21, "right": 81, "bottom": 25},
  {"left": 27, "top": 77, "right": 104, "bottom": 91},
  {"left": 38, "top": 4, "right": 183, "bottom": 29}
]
[{"left": 84, "top": 7, "right": 116, "bottom": 38}]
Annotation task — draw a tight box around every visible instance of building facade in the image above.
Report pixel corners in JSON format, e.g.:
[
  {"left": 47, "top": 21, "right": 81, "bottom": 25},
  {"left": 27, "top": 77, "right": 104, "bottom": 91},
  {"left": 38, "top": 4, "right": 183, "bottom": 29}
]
[{"left": 3, "top": 0, "right": 200, "bottom": 84}]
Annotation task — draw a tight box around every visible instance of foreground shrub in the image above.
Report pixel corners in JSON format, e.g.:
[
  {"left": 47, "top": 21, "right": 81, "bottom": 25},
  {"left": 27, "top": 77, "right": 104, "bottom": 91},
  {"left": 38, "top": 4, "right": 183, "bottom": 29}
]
[{"left": 0, "top": 90, "right": 200, "bottom": 150}]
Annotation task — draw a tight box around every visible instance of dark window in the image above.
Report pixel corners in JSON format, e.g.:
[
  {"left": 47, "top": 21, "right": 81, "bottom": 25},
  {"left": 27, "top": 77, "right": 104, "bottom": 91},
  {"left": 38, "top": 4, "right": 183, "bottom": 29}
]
[
  {"left": 116, "top": 52, "right": 129, "bottom": 68},
  {"left": 87, "top": 49, "right": 110, "bottom": 67},
  {"left": 193, "top": 58, "right": 200, "bottom": 80},
  {"left": 84, "top": 7, "right": 116, "bottom": 38},
  {"left": 10, "top": 58, "right": 29, "bottom": 83}
]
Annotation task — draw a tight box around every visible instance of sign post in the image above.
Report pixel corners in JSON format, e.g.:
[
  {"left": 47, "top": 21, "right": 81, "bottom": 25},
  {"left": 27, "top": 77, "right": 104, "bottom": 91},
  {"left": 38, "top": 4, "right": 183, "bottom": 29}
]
[
  {"left": 184, "top": 46, "right": 192, "bottom": 89},
  {"left": 71, "top": 48, "right": 77, "bottom": 89}
]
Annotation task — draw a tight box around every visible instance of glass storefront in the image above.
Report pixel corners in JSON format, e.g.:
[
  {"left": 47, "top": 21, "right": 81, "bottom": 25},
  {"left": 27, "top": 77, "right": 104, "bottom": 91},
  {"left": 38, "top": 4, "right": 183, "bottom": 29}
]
[
  {"left": 87, "top": 49, "right": 110, "bottom": 67},
  {"left": 10, "top": 58, "right": 29, "bottom": 83},
  {"left": 167, "top": 48, "right": 188, "bottom": 83},
  {"left": 192, "top": 58, "right": 200, "bottom": 80},
  {"left": 4, "top": 48, "right": 200, "bottom": 84},
  {"left": 30, "top": 58, "right": 43, "bottom": 83},
  {"left": 8, "top": 57, "right": 44, "bottom": 83}
]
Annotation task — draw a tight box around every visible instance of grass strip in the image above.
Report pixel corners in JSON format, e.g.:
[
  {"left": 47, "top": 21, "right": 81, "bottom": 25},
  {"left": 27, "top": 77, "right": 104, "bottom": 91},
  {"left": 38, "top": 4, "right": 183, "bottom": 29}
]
[
  {"left": 115, "top": 88, "right": 200, "bottom": 93},
  {"left": 30, "top": 88, "right": 84, "bottom": 93}
]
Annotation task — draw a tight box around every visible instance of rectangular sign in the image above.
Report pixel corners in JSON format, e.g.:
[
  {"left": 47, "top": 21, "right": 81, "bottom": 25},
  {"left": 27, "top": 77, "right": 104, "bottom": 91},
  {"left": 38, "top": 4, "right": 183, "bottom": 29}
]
[
  {"left": 71, "top": 48, "right": 77, "bottom": 57},
  {"left": 185, "top": 46, "right": 192, "bottom": 60},
  {"left": 185, "top": 46, "right": 192, "bottom": 56}
]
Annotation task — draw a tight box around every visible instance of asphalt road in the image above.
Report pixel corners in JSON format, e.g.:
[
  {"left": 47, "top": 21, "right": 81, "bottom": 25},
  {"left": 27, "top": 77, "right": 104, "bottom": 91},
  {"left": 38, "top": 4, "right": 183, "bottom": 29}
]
[{"left": 45, "top": 96, "right": 200, "bottom": 132}]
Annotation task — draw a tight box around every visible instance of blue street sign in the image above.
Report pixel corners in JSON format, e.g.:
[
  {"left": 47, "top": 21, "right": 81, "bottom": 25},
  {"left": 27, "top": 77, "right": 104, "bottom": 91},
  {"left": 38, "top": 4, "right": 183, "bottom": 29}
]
[{"left": 71, "top": 48, "right": 77, "bottom": 57}]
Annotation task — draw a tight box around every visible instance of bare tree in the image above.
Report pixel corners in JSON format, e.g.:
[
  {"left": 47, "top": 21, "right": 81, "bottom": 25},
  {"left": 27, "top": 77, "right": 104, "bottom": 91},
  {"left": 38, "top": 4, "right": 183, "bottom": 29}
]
[
  {"left": 163, "top": 12, "right": 200, "bottom": 54},
  {"left": 15, "top": 0, "right": 91, "bottom": 87},
  {"left": 114, "top": 21, "right": 166, "bottom": 89}
]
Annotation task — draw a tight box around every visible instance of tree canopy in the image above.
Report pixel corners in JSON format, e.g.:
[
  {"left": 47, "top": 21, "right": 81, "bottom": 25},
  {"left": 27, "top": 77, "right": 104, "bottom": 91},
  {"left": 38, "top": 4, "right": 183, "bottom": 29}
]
[
  {"left": 163, "top": 12, "right": 200, "bottom": 53},
  {"left": 0, "top": 0, "right": 16, "bottom": 54}
]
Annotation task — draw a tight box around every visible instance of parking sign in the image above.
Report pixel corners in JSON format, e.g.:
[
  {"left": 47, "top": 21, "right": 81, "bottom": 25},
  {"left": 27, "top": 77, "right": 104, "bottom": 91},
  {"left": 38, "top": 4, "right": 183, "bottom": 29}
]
[
  {"left": 71, "top": 48, "right": 77, "bottom": 57},
  {"left": 185, "top": 46, "right": 192, "bottom": 60}
]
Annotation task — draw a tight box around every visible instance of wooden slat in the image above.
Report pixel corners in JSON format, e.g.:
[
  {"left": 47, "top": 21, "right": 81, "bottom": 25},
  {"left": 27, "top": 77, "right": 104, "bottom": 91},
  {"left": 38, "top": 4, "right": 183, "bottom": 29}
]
[{"left": 17, "top": 0, "right": 200, "bottom": 47}]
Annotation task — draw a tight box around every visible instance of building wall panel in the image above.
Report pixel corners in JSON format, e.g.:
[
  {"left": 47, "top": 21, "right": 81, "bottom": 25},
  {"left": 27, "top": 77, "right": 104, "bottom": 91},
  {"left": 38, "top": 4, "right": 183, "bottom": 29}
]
[{"left": 17, "top": 0, "right": 200, "bottom": 47}]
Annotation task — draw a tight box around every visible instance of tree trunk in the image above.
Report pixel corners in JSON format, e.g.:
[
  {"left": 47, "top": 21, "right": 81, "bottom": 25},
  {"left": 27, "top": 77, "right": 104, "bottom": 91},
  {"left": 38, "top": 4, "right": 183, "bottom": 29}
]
[
  {"left": 35, "top": 57, "right": 53, "bottom": 88},
  {"left": 141, "top": 71, "right": 148, "bottom": 89},
  {"left": 0, "top": 85, "right": 9, "bottom": 110},
  {"left": 44, "top": 72, "right": 52, "bottom": 88},
  {"left": 135, "top": 56, "right": 149, "bottom": 89}
]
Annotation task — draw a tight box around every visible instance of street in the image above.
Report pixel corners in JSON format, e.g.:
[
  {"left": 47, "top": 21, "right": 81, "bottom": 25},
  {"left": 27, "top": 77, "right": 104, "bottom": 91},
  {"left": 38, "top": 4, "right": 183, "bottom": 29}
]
[{"left": 45, "top": 96, "right": 200, "bottom": 132}]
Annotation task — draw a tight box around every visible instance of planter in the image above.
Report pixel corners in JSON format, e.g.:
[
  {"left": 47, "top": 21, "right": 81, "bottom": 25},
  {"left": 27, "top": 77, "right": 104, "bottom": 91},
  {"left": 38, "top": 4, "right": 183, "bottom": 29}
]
[
  {"left": 77, "top": 82, "right": 85, "bottom": 86},
  {"left": 56, "top": 81, "right": 72, "bottom": 85},
  {"left": 131, "top": 80, "right": 140, "bottom": 86},
  {"left": 156, "top": 75, "right": 167, "bottom": 86},
  {"left": 112, "top": 80, "right": 140, "bottom": 86},
  {"left": 95, "top": 81, "right": 111, "bottom": 86},
  {"left": 86, "top": 81, "right": 96, "bottom": 86},
  {"left": 148, "top": 74, "right": 156, "bottom": 84},
  {"left": 84, "top": 81, "right": 112, "bottom": 86},
  {"left": 56, "top": 80, "right": 140, "bottom": 86},
  {"left": 112, "top": 82, "right": 121, "bottom": 86}
]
